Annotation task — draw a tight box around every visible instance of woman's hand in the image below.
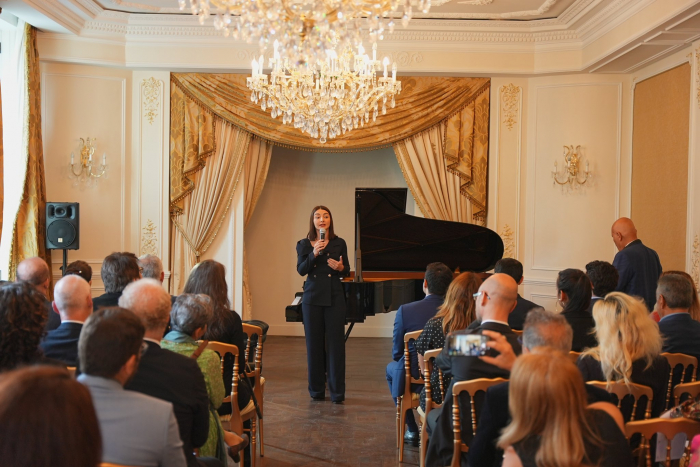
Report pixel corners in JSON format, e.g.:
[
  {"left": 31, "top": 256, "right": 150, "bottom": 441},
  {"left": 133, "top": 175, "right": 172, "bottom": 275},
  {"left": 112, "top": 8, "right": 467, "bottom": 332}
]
[
  {"left": 328, "top": 256, "right": 344, "bottom": 271},
  {"left": 312, "top": 240, "right": 328, "bottom": 257}
]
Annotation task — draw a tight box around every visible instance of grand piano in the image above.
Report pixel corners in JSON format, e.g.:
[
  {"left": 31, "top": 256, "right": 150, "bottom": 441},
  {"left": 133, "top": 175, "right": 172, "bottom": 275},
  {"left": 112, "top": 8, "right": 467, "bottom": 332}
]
[{"left": 286, "top": 188, "right": 504, "bottom": 339}]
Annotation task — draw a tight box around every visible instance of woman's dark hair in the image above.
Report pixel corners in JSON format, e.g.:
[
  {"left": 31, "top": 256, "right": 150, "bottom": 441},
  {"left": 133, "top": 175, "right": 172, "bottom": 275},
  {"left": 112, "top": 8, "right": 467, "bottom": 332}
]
[
  {"left": 184, "top": 260, "right": 235, "bottom": 341},
  {"left": 557, "top": 268, "right": 592, "bottom": 314},
  {"left": 306, "top": 205, "right": 337, "bottom": 241},
  {"left": 0, "top": 366, "right": 102, "bottom": 467},
  {"left": 0, "top": 282, "right": 47, "bottom": 371},
  {"left": 65, "top": 260, "right": 93, "bottom": 283}
]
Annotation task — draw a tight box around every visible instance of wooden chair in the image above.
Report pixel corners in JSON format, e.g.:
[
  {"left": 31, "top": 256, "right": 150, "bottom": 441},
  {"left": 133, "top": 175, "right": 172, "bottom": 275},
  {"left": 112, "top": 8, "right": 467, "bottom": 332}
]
[
  {"left": 625, "top": 418, "right": 700, "bottom": 467},
  {"left": 586, "top": 381, "right": 653, "bottom": 421},
  {"left": 673, "top": 381, "right": 700, "bottom": 406},
  {"left": 101, "top": 464, "right": 136, "bottom": 467},
  {"left": 568, "top": 351, "right": 581, "bottom": 364},
  {"left": 66, "top": 366, "right": 76, "bottom": 379},
  {"left": 661, "top": 353, "right": 697, "bottom": 409},
  {"left": 206, "top": 341, "right": 257, "bottom": 467},
  {"left": 451, "top": 378, "right": 507, "bottom": 467},
  {"left": 397, "top": 330, "right": 425, "bottom": 462},
  {"left": 242, "top": 323, "right": 265, "bottom": 458},
  {"left": 418, "top": 348, "right": 444, "bottom": 467},
  {"left": 512, "top": 329, "right": 523, "bottom": 337}
]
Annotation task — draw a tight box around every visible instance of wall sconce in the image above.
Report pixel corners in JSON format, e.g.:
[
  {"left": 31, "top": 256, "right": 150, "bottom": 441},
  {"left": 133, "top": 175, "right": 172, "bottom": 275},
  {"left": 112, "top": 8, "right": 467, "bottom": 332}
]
[
  {"left": 70, "top": 137, "right": 107, "bottom": 184},
  {"left": 552, "top": 145, "right": 591, "bottom": 188}
]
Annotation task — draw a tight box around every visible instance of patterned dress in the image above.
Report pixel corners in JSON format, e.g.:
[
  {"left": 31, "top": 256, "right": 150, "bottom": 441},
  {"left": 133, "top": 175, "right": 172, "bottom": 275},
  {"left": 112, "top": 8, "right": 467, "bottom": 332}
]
[
  {"left": 415, "top": 316, "right": 452, "bottom": 411},
  {"left": 162, "top": 332, "right": 225, "bottom": 461}
]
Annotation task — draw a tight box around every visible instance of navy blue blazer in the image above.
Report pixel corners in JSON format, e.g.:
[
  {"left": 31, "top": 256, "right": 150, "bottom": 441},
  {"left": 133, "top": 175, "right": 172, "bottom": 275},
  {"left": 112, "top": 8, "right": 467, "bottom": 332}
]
[
  {"left": 613, "top": 239, "right": 662, "bottom": 311},
  {"left": 40, "top": 321, "right": 83, "bottom": 367},
  {"left": 296, "top": 237, "right": 350, "bottom": 307},
  {"left": 392, "top": 294, "right": 444, "bottom": 362},
  {"left": 45, "top": 299, "right": 61, "bottom": 331},
  {"left": 507, "top": 294, "right": 540, "bottom": 331},
  {"left": 659, "top": 312, "right": 700, "bottom": 384}
]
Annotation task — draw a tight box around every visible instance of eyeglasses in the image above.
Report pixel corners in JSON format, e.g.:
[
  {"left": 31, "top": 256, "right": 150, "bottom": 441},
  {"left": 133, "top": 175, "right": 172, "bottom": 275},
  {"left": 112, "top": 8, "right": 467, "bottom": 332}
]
[{"left": 473, "top": 291, "right": 490, "bottom": 301}]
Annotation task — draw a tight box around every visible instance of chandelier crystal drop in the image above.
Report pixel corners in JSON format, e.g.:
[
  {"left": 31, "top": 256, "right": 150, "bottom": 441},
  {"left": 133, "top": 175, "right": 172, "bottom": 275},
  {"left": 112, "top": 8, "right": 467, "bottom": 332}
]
[
  {"left": 247, "top": 42, "right": 401, "bottom": 143},
  {"left": 178, "top": 0, "right": 431, "bottom": 67}
]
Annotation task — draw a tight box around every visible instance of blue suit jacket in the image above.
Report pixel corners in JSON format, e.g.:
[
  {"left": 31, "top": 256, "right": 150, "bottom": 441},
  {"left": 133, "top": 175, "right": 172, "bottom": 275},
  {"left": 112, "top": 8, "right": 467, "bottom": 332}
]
[
  {"left": 613, "top": 239, "right": 662, "bottom": 311},
  {"left": 40, "top": 321, "right": 83, "bottom": 367},
  {"left": 659, "top": 312, "right": 700, "bottom": 384}
]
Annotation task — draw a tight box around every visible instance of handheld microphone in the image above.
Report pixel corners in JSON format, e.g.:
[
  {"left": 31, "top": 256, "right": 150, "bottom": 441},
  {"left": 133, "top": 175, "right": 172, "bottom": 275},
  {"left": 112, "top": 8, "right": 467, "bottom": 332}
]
[{"left": 319, "top": 228, "right": 326, "bottom": 242}]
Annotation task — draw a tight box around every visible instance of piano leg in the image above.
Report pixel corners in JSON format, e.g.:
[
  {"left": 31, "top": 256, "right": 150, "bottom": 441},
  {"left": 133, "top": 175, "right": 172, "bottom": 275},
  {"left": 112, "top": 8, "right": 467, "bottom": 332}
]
[{"left": 344, "top": 322, "right": 355, "bottom": 342}]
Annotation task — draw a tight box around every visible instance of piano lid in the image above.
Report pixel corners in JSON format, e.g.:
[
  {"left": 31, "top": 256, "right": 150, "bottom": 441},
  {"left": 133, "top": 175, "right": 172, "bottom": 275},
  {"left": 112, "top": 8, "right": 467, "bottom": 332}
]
[{"left": 355, "top": 188, "right": 504, "bottom": 273}]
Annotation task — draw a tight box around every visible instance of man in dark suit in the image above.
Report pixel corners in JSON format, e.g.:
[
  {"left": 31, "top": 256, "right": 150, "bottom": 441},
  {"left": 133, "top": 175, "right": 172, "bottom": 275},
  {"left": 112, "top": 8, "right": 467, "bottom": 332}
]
[
  {"left": 425, "top": 274, "right": 521, "bottom": 467},
  {"left": 493, "top": 258, "right": 539, "bottom": 330},
  {"left": 386, "top": 262, "right": 453, "bottom": 445},
  {"left": 16, "top": 257, "right": 60, "bottom": 331},
  {"left": 92, "top": 252, "right": 141, "bottom": 311},
  {"left": 40, "top": 275, "right": 92, "bottom": 366},
  {"left": 138, "top": 254, "right": 177, "bottom": 306},
  {"left": 467, "top": 309, "right": 612, "bottom": 467},
  {"left": 585, "top": 260, "right": 619, "bottom": 313},
  {"left": 121, "top": 279, "right": 227, "bottom": 467},
  {"left": 611, "top": 218, "right": 662, "bottom": 311}
]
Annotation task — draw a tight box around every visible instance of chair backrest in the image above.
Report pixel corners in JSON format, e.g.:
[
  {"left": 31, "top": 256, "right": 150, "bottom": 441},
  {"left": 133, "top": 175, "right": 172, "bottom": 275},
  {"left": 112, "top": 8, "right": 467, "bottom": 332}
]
[
  {"left": 422, "top": 348, "right": 444, "bottom": 416},
  {"left": 241, "top": 323, "right": 264, "bottom": 378},
  {"left": 404, "top": 330, "right": 424, "bottom": 386},
  {"left": 586, "top": 381, "right": 653, "bottom": 421},
  {"left": 512, "top": 329, "right": 523, "bottom": 337},
  {"left": 673, "top": 381, "right": 700, "bottom": 405},
  {"left": 661, "top": 352, "right": 698, "bottom": 408},
  {"left": 66, "top": 366, "right": 76, "bottom": 379},
  {"left": 568, "top": 351, "right": 581, "bottom": 364},
  {"left": 205, "top": 341, "right": 242, "bottom": 433},
  {"left": 100, "top": 463, "right": 137, "bottom": 467},
  {"left": 451, "top": 378, "right": 507, "bottom": 464},
  {"left": 625, "top": 418, "right": 700, "bottom": 467}
]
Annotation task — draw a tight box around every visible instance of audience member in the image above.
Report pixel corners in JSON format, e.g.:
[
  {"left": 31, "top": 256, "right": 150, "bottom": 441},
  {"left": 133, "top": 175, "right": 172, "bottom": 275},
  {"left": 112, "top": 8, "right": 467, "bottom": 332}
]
[
  {"left": 0, "top": 366, "right": 101, "bottom": 467},
  {"left": 92, "top": 252, "right": 140, "bottom": 311},
  {"left": 163, "top": 294, "right": 248, "bottom": 464},
  {"left": 182, "top": 260, "right": 251, "bottom": 413},
  {"left": 415, "top": 272, "right": 480, "bottom": 413},
  {"left": 655, "top": 271, "right": 700, "bottom": 322},
  {"left": 120, "top": 279, "right": 225, "bottom": 467},
  {"left": 494, "top": 258, "right": 539, "bottom": 330},
  {"left": 78, "top": 307, "right": 186, "bottom": 467},
  {"left": 425, "top": 273, "right": 521, "bottom": 466},
  {"left": 468, "top": 309, "right": 612, "bottom": 467},
  {"left": 64, "top": 260, "right": 93, "bottom": 285},
  {"left": 578, "top": 293, "right": 670, "bottom": 419},
  {"left": 139, "top": 254, "right": 177, "bottom": 305},
  {"left": 498, "top": 352, "right": 632, "bottom": 467},
  {"left": 39, "top": 275, "right": 92, "bottom": 366},
  {"left": 386, "top": 261, "right": 452, "bottom": 446},
  {"left": 558, "top": 268, "right": 597, "bottom": 351},
  {"left": 16, "top": 256, "right": 59, "bottom": 330},
  {"left": 611, "top": 217, "right": 663, "bottom": 311},
  {"left": 585, "top": 260, "right": 619, "bottom": 313},
  {"left": 0, "top": 281, "right": 50, "bottom": 371}
]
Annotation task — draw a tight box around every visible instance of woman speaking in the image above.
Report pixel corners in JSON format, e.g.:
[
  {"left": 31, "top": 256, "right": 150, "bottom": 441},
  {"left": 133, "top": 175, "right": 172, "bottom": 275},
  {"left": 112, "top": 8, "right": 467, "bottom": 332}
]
[{"left": 296, "top": 205, "right": 350, "bottom": 404}]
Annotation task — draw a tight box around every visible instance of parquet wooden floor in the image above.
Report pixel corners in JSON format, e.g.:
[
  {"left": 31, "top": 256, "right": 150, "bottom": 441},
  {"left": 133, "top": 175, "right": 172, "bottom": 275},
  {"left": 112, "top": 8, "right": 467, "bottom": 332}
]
[{"left": 255, "top": 336, "right": 420, "bottom": 467}]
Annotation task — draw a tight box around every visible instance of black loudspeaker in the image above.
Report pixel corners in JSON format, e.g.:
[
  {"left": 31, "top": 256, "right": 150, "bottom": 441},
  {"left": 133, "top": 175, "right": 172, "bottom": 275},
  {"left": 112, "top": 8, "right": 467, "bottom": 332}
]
[{"left": 46, "top": 202, "right": 79, "bottom": 250}]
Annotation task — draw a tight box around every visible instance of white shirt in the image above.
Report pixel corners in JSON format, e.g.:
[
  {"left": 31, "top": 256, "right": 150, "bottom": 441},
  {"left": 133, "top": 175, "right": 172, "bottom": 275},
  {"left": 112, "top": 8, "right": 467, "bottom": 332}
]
[
  {"left": 481, "top": 319, "right": 510, "bottom": 327},
  {"left": 143, "top": 338, "right": 161, "bottom": 347},
  {"left": 61, "top": 320, "right": 85, "bottom": 325}
]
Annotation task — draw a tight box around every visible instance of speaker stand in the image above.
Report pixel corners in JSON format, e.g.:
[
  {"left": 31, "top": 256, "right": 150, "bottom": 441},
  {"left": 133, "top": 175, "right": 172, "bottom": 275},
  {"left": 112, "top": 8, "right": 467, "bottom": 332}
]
[{"left": 61, "top": 249, "right": 68, "bottom": 277}]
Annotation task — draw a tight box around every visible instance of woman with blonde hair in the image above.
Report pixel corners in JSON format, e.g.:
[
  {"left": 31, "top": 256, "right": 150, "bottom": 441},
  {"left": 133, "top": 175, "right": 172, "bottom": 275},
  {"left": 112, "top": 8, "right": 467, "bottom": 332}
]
[
  {"left": 499, "top": 351, "right": 632, "bottom": 467},
  {"left": 415, "top": 272, "right": 482, "bottom": 410},
  {"left": 577, "top": 292, "right": 670, "bottom": 419}
]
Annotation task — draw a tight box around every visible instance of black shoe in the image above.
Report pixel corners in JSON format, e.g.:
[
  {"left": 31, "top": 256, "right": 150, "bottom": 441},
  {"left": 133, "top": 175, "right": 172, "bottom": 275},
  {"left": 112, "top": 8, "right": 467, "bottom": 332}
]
[
  {"left": 332, "top": 399, "right": 344, "bottom": 404},
  {"left": 311, "top": 395, "right": 325, "bottom": 401},
  {"left": 404, "top": 429, "right": 419, "bottom": 447}
]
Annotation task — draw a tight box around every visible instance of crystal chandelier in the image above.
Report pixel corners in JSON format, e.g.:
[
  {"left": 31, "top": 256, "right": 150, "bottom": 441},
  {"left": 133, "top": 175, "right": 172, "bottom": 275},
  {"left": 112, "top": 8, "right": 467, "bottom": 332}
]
[
  {"left": 178, "top": 0, "right": 431, "bottom": 66},
  {"left": 247, "top": 42, "right": 401, "bottom": 143}
]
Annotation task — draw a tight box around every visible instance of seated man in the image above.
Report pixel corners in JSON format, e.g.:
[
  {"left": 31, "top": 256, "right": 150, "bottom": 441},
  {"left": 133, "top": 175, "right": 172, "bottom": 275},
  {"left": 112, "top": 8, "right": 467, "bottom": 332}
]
[
  {"left": 386, "top": 262, "right": 453, "bottom": 446},
  {"left": 78, "top": 307, "right": 187, "bottom": 467},
  {"left": 585, "top": 260, "right": 619, "bottom": 313},
  {"left": 121, "top": 279, "right": 223, "bottom": 467},
  {"left": 468, "top": 309, "right": 612, "bottom": 467},
  {"left": 64, "top": 260, "right": 93, "bottom": 286},
  {"left": 425, "top": 274, "right": 522, "bottom": 466},
  {"left": 139, "top": 254, "right": 177, "bottom": 305},
  {"left": 40, "top": 275, "right": 92, "bottom": 366},
  {"left": 494, "top": 258, "right": 538, "bottom": 330},
  {"left": 16, "top": 256, "right": 59, "bottom": 330},
  {"left": 92, "top": 252, "right": 141, "bottom": 311}
]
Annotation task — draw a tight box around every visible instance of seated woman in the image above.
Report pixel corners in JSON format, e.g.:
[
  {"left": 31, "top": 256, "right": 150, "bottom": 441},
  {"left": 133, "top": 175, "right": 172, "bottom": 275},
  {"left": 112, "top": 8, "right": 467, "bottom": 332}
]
[
  {"left": 499, "top": 351, "right": 633, "bottom": 467},
  {"left": 183, "top": 260, "right": 251, "bottom": 413},
  {"left": 162, "top": 294, "right": 247, "bottom": 464},
  {"left": 415, "top": 272, "right": 481, "bottom": 411},
  {"left": 578, "top": 292, "right": 670, "bottom": 419},
  {"left": 557, "top": 268, "right": 597, "bottom": 352}
]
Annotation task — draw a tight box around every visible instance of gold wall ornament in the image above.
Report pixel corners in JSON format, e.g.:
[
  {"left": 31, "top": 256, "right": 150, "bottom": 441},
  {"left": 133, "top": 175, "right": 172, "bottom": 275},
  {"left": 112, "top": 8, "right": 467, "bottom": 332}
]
[
  {"left": 500, "top": 83, "right": 520, "bottom": 131},
  {"left": 551, "top": 145, "right": 591, "bottom": 189},
  {"left": 142, "top": 77, "right": 162, "bottom": 125},
  {"left": 691, "top": 234, "right": 700, "bottom": 289},
  {"left": 500, "top": 224, "right": 515, "bottom": 259},
  {"left": 141, "top": 219, "right": 159, "bottom": 256},
  {"left": 69, "top": 137, "right": 107, "bottom": 186},
  {"left": 695, "top": 48, "right": 700, "bottom": 109}
]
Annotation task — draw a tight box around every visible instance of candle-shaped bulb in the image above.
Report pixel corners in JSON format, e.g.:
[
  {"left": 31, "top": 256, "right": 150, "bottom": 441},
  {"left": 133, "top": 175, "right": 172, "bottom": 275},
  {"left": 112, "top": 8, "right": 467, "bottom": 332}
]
[
  {"left": 259, "top": 55, "right": 264, "bottom": 75},
  {"left": 585, "top": 160, "right": 589, "bottom": 172},
  {"left": 372, "top": 43, "right": 377, "bottom": 62},
  {"left": 252, "top": 58, "right": 258, "bottom": 76},
  {"left": 383, "top": 57, "right": 389, "bottom": 77},
  {"left": 102, "top": 152, "right": 106, "bottom": 165},
  {"left": 392, "top": 62, "right": 397, "bottom": 81},
  {"left": 70, "top": 152, "right": 74, "bottom": 165}
]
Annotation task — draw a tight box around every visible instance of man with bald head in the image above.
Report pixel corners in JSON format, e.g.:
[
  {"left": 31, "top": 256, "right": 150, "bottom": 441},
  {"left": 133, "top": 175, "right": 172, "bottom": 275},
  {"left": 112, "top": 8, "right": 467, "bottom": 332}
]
[
  {"left": 425, "top": 274, "right": 523, "bottom": 466},
  {"left": 611, "top": 217, "right": 662, "bottom": 311},
  {"left": 17, "top": 256, "right": 60, "bottom": 331},
  {"left": 40, "top": 275, "right": 93, "bottom": 366}
]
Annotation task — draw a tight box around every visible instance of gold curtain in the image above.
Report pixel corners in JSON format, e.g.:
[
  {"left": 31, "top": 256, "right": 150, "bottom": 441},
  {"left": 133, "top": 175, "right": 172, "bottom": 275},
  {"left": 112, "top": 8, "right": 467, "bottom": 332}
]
[
  {"left": 394, "top": 85, "right": 490, "bottom": 224},
  {"left": 0, "top": 82, "right": 4, "bottom": 242},
  {"left": 9, "top": 24, "right": 52, "bottom": 284},
  {"left": 241, "top": 138, "right": 273, "bottom": 320}
]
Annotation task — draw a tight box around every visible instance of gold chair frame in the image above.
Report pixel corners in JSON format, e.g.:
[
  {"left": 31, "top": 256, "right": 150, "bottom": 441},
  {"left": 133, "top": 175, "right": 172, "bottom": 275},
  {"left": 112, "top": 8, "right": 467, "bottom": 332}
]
[
  {"left": 418, "top": 348, "right": 445, "bottom": 467},
  {"left": 673, "top": 381, "right": 700, "bottom": 406},
  {"left": 661, "top": 353, "right": 698, "bottom": 409},
  {"left": 241, "top": 324, "right": 265, "bottom": 458},
  {"left": 586, "top": 381, "right": 653, "bottom": 421},
  {"left": 625, "top": 417, "right": 700, "bottom": 467},
  {"left": 397, "top": 330, "right": 425, "bottom": 462}
]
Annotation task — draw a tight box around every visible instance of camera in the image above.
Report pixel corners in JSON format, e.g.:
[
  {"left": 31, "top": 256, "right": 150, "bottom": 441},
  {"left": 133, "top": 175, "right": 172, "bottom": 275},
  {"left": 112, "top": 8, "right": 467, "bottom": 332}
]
[{"left": 445, "top": 332, "right": 490, "bottom": 357}]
